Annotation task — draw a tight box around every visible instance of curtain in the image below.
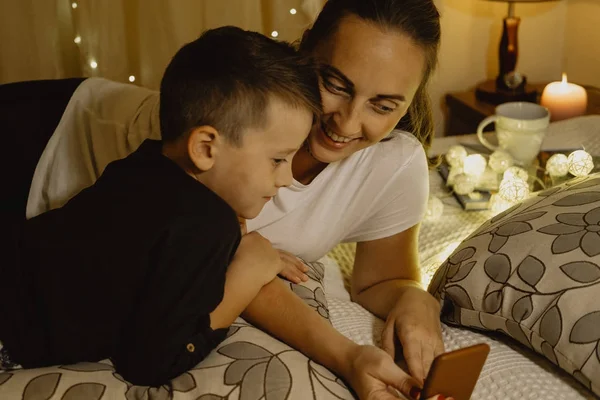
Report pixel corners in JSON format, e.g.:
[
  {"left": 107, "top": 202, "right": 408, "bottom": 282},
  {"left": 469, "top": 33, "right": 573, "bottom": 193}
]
[{"left": 0, "top": 0, "right": 326, "bottom": 88}]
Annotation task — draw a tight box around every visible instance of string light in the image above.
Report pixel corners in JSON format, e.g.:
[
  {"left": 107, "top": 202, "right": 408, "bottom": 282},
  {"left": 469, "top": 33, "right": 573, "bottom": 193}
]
[
  {"left": 499, "top": 177, "right": 529, "bottom": 202},
  {"left": 74, "top": 36, "right": 81, "bottom": 44},
  {"left": 463, "top": 154, "right": 487, "bottom": 181},
  {"left": 290, "top": 8, "right": 297, "bottom": 14},
  {"left": 446, "top": 166, "right": 463, "bottom": 186},
  {"left": 420, "top": 240, "right": 462, "bottom": 288},
  {"left": 128, "top": 75, "right": 136, "bottom": 83},
  {"left": 425, "top": 195, "right": 444, "bottom": 222},
  {"left": 71, "top": 2, "right": 78, "bottom": 9},
  {"left": 567, "top": 150, "right": 594, "bottom": 177},
  {"left": 90, "top": 60, "right": 98, "bottom": 69},
  {"left": 271, "top": 31, "right": 279, "bottom": 38},
  {"left": 445, "top": 145, "right": 468, "bottom": 168},
  {"left": 488, "top": 150, "right": 513, "bottom": 174},
  {"left": 546, "top": 154, "right": 569, "bottom": 177},
  {"left": 453, "top": 174, "right": 476, "bottom": 195},
  {"left": 441, "top": 144, "right": 595, "bottom": 213},
  {"left": 503, "top": 166, "right": 528, "bottom": 183},
  {"left": 489, "top": 193, "right": 515, "bottom": 215}
]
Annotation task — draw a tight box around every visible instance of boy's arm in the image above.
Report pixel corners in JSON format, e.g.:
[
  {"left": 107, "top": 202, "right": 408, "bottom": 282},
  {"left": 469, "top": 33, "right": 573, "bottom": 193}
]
[
  {"left": 113, "top": 218, "right": 239, "bottom": 387},
  {"left": 210, "top": 232, "right": 283, "bottom": 329}
]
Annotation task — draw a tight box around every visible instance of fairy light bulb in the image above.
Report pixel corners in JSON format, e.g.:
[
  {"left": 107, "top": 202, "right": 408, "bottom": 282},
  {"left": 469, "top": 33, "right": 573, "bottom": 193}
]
[
  {"left": 271, "top": 31, "right": 279, "bottom": 38},
  {"left": 463, "top": 154, "right": 487, "bottom": 180},
  {"left": 453, "top": 174, "right": 476, "bottom": 195},
  {"left": 425, "top": 196, "right": 444, "bottom": 222},
  {"left": 546, "top": 153, "right": 569, "bottom": 177},
  {"left": 490, "top": 193, "right": 515, "bottom": 215},
  {"left": 567, "top": 150, "right": 594, "bottom": 177},
  {"left": 128, "top": 75, "right": 136, "bottom": 83},
  {"left": 499, "top": 178, "right": 530, "bottom": 202},
  {"left": 90, "top": 60, "right": 98, "bottom": 69},
  {"left": 290, "top": 8, "right": 297, "bottom": 14},
  {"left": 446, "top": 166, "right": 463, "bottom": 186},
  {"left": 488, "top": 150, "right": 514, "bottom": 174},
  {"left": 445, "top": 145, "right": 468, "bottom": 168},
  {"left": 503, "top": 166, "right": 528, "bottom": 183},
  {"left": 71, "top": 2, "right": 78, "bottom": 9},
  {"left": 74, "top": 35, "right": 81, "bottom": 44}
]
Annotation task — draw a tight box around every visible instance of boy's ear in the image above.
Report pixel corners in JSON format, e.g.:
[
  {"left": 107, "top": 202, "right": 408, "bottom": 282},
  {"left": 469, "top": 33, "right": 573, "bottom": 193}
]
[{"left": 187, "top": 126, "right": 220, "bottom": 172}]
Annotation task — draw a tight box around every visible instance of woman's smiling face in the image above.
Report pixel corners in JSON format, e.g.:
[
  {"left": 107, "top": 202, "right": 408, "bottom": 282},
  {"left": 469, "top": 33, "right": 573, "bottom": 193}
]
[{"left": 306, "top": 14, "right": 426, "bottom": 163}]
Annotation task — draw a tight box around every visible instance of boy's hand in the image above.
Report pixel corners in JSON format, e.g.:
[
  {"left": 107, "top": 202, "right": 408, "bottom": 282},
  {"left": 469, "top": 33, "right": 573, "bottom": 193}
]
[
  {"left": 233, "top": 232, "right": 283, "bottom": 285},
  {"left": 277, "top": 250, "right": 309, "bottom": 284}
]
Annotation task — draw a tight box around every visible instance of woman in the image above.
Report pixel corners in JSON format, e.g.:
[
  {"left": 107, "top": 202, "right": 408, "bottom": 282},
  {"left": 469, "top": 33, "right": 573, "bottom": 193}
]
[
  {"left": 19, "top": 0, "right": 445, "bottom": 398},
  {"left": 249, "top": 0, "right": 444, "bottom": 386}
]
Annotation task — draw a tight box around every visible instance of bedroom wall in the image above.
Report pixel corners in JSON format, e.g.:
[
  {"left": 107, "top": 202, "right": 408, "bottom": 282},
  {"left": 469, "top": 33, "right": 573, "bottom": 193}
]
[
  {"left": 564, "top": 0, "right": 600, "bottom": 88},
  {"left": 430, "top": 0, "right": 568, "bottom": 137}
]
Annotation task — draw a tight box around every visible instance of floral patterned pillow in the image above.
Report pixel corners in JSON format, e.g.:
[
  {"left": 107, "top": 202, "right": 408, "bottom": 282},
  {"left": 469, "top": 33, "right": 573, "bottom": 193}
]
[
  {"left": 428, "top": 173, "right": 600, "bottom": 397},
  {"left": 0, "top": 260, "right": 351, "bottom": 400}
]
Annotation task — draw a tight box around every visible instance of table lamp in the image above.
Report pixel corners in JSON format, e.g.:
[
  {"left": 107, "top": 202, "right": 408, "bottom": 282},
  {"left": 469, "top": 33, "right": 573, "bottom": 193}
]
[{"left": 475, "top": 0, "right": 561, "bottom": 105}]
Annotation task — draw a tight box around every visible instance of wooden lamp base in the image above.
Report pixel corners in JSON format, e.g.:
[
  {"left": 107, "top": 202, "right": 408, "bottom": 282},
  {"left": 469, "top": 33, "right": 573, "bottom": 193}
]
[{"left": 475, "top": 79, "right": 538, "bottom": 105}]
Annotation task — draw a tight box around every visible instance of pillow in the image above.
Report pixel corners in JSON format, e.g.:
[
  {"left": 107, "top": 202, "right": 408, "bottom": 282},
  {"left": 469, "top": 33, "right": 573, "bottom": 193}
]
[
  {"left": 0, "top": 260, "right": 353, "bottom": 400},
  {"left": 428, "top": 173, "right": 600, "bottom": 397}
]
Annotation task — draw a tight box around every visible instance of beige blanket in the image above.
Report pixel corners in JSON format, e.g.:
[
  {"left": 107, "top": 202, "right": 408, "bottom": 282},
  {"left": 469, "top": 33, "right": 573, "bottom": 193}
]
[{"left": 26, "top": 78, "right": 161, "bottom": 219}]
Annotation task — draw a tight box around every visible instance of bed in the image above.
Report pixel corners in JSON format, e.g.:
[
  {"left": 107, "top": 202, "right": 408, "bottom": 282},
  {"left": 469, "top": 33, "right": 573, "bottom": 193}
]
[
  {"left": 325, "top": 116, "right": 600, "bottom": 400},
  {"left": 1, "top": 79, "right": 598, "bottom": 399}
]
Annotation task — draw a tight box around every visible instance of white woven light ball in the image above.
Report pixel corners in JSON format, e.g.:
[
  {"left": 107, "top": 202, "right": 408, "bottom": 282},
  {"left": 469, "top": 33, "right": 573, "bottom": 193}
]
[
  {"left": 425, "top": 195, "right": 444, "bottom": 221},
  {"left": 445, "top": 145, "right": 468, "bottom": 168},
  {"left": 447, "top": 166, "right": 463, "bottom": 186},
  {"left": 490, "top": 193, "right": 515, "bottom": 215},
  {"left": 545, "top": 153, "right": 569, "bottom": 177},
  {"left": 567, "top": 150, "right": 594, "bottom": 177},
  {"left": 488, "top": 150, "right": 514, "bottom": 174},
  {"left": 453, "top": 173, "right": 476, "bottom": 195},
  {"left": 499, "top": 177, "right": 530, "bottom": 202},
  {"left": 463, "top": 154, "right": 487, "bottom": 180},
  {"left": 503, "top": 166, "right": 529, "bottom": 183}
]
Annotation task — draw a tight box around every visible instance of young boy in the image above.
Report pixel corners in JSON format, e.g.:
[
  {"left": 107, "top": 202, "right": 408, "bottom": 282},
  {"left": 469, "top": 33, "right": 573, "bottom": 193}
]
[{"left": 0, "top": 26, "right": 320, "bottom": 386}]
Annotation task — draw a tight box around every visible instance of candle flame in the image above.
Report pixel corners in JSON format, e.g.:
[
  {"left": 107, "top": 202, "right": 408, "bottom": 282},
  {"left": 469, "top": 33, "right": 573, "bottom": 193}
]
[{"left": 561, "top": 73, "right": 568, "bottom": 84}]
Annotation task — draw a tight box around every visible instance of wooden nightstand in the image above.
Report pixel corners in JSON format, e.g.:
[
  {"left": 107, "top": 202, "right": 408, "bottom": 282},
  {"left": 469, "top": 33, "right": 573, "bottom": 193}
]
[{"left": 445, "top": 83, "right": 600, "bottom": 136}]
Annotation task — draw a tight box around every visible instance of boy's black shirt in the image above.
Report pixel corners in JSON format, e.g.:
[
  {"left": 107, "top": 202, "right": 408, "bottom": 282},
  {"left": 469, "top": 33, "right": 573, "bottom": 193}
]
[{"left": 1, "top": 140, "right": 240, "bottom": 383}]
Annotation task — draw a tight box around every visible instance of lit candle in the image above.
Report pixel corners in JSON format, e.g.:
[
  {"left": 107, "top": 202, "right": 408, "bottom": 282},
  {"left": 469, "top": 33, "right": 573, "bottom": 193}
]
[{"left": 540, "top": 73, "right": 588, "bottom": 121}]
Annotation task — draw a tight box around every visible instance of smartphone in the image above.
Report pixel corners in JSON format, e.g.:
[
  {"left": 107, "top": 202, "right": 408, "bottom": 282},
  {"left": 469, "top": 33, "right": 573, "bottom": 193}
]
[{"left": 421, "top": 343, "right": 490, "bottom": 400}]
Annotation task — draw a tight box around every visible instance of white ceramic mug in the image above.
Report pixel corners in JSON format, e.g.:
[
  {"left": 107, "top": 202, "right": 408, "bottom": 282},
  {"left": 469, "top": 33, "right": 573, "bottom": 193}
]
[{"left": 477, "top": 102, "right": 550, "bottom": 166}]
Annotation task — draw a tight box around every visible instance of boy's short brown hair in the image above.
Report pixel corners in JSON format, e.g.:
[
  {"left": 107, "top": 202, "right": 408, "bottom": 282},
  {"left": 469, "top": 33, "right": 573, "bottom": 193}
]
[{"left": 159, "top": 26, "right": 322, "bottom": 145}]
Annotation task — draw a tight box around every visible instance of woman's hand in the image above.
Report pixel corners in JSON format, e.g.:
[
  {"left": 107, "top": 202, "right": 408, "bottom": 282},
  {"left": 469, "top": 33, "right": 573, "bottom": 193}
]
[
  {"left": 381, "top": 286, "right": 445, "bottom": 386},
  {"left": 277, "top": 249, "right": 309, "bottom": 284},
  {"left": 345, "top": 345, "right": 451, "bottom": 400}
]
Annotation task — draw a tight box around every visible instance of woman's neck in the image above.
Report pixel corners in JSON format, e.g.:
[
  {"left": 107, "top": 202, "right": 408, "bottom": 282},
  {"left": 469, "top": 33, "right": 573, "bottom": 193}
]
[{"left": 292, "top": 144, "right": 329, "bottom": 185}]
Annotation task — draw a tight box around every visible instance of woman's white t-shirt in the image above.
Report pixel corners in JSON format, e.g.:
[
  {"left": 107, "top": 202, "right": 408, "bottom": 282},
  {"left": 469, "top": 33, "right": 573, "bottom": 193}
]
[
  {"left": 27, "top": 78, "right": 429, "bottom": 261},
  {"left": 247, "top": 132, "right": 429, "bottom": 261}
]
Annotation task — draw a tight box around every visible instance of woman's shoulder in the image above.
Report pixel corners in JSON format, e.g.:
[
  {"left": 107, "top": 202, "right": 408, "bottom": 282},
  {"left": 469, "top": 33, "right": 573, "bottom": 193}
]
[{"left": 358, "top": 129, "right": 428, "bottom": 176}]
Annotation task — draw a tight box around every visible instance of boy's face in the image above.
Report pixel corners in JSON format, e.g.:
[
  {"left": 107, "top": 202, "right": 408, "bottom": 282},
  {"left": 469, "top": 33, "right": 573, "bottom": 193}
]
[{"left": 208, "top": 98, "right": 313, "bottom": 219}]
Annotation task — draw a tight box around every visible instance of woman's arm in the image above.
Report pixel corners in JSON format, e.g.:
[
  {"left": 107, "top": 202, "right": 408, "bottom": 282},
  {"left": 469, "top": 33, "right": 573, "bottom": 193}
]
[
  {"left": 242, "top": 278, "right": 422, "bottom": 399},
  {"left": 350, "top": 224, "right": 445, "bottom": 386},
  {"left": 351, "top": 224, "right": 422, "bottom": 317}
]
